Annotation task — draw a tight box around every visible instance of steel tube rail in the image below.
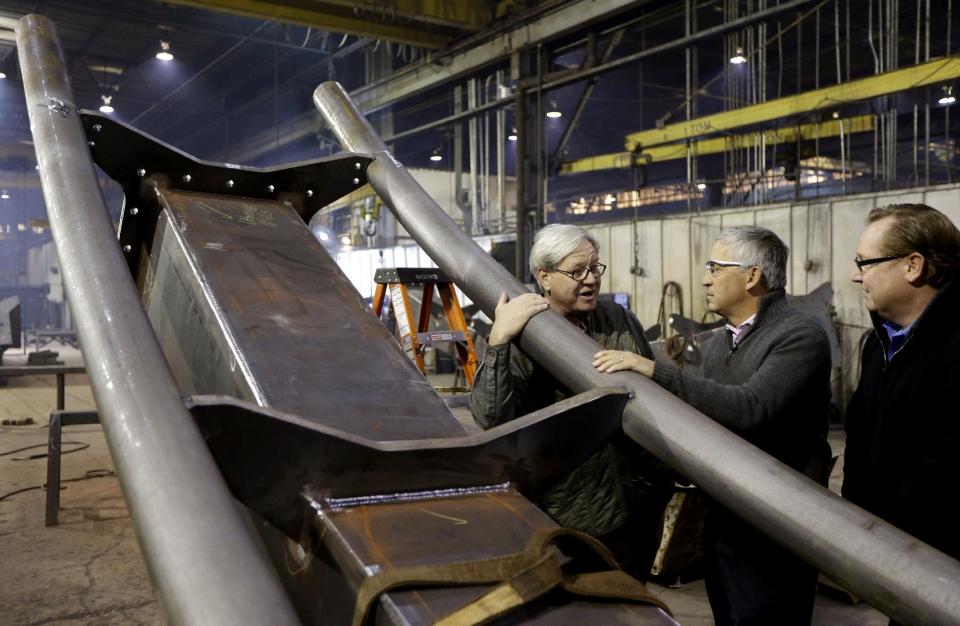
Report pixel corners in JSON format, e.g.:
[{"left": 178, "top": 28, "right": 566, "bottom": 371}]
[
  {"left": 17, "top": 15, "right": 299, "bottom": 625},
  {"left": 315, "top": 80, "right": 960, "bottom": 625}
]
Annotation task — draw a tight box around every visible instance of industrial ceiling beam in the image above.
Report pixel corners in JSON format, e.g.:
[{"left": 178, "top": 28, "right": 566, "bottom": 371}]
[
  {"left": 625, "top": 56, "right": 960, "bottom": 151},
  {"left": 350, "top": 0, "right": 647, "bottom": 114},
  {"left": 221, "top": 0, "right": 646, "bottom": 163},
  {"left": 225, "top": 0, "right": 816, "bottom": 165},
  {"left": 161, "top": 0, "right": 486, "bottom": 48},
  {"left": 561, "top": 115, "right": 876, "bottom": 173}
]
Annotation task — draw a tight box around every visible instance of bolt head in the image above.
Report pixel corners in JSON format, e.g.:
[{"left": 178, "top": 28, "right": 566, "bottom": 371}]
[
  {"left": 182, "top": 174, "right": 192, "bottom": 183},
  {"left": 122, "top": 244, "right": 132, "bottom": 253},
  {"left": 352, "top": 177, "right": 360, "bottom": 185},
  {"left": 306, "top": 189, "right": 314, "bottom": 198},
  {"left": 354, "top": 162, "right": 361, "bottom": 170},
  {"left": 92, "top": 124, "right": 102, "bottom": 133},
  {"left": 129, "top": 207, "right": 139, "bottom": 216},
  {"left": 267, "top": 184, "right": 275, "bottom": 193},
  {"left": 137, "top": 168, "right": 146, "bottom": 177},
  {"left": 226, "top": 180, "right": 235, "bottom": 188}
]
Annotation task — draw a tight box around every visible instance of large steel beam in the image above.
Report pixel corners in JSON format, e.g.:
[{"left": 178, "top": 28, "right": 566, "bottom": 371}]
[
  {"left": 160, "top": 0, "right": 484, "bottom": 48},
  {"left": 561, "top": 114, "right": 875, "bottom": 173},
  {"left": 315, "top": 80, "right": 960, "bottom": 626},
  {"left": 16, "top": 15, "right": 299, "bottom": 625},
  {"left": 625, "top": 56, "right": 960, "bottom": 151}
]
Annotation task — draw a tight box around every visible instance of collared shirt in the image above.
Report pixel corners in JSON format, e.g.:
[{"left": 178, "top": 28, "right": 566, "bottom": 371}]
[
  {"left": 882, "top": 319, "right": 914, "bottom": 361},
  {"left": 725, "top": 314, "right": 756, "bottom": 346}
]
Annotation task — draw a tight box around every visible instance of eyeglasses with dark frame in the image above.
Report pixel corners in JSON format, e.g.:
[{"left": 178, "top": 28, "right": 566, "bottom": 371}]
[
  {"left": 853, "top": 255, "right": 904, "bottom": 271},
  {"left": 553, "top": 263, "right": 607, "bottom": 281},
  {"left": 703, "top": 259, "right": 745, "bottom": 275}
]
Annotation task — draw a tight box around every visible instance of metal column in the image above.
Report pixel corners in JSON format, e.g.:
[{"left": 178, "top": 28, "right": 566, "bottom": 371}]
[{"left": 17, "top": 15, "right": 299, "bottom": 625}]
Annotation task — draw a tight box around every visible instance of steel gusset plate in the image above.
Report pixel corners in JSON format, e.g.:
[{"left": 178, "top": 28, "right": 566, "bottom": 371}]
[
  {"left": 186, "top": 387, "right": 631, "bottom": 540},
  {"left": 79, "top": 110, "right": 373, "bottom": 278}
]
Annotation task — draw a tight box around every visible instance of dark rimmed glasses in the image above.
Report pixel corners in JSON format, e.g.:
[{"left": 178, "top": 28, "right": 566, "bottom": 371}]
[
  {"left": 854, "top": 255, "right": 903, "bottom": 271},
  {"left": 553, "top": 263, "right": 607, "bottom": 281}
]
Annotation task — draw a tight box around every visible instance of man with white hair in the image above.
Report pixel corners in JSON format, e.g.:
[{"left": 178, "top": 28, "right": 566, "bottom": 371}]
[
  {"left": 470, "top": 222, "right": 668, "bottom": 577},
  {"left": 595, "top": 225, "right": 832, "bottom": 625}
]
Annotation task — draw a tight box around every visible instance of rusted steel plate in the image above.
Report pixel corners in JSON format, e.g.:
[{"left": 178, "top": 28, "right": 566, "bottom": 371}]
[{"left": 317, "top": 489, "right": 676, "bottom": 625}]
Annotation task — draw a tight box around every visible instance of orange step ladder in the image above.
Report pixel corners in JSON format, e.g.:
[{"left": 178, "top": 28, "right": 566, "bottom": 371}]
[{"left": 372, "top": 267, "right": 478, "bottom": 388}]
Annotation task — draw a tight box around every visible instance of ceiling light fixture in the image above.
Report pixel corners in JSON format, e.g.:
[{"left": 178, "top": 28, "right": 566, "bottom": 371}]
[
  {"left": 546, "top": 101, "right": 562, "bottom": 119},
  {"left": 156, "top": 41, "right": 174, "bottom": 62},
  {"left": 0, "top": 190, "right": 9, "bottom": 200},
  {"left": 340, "top": 235, "right": 352, "bottom": 246},
  {"left": 729, "top": 47, "right": 747, "bottom": 65},
  {"left": 429, "top": 148, "right": 442, "bottom": 162},
  {"left": 99, "top": 95, "right": 114, "bottom": 114},
  {"left": 507, "top": 128, "right": 518, "bottom": 141},
  {"left": 939, "top": 85, "right": 955, "bottom": 105},
  {"left": 0, "top": 72, "right": 6, "bottom": 80},
  {"left": 697, "top": 182, "right": 707, "bottom": 190}
]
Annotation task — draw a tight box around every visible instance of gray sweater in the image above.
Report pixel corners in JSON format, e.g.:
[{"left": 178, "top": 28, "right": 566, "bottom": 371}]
[{"left": 652, "top": 290, "right": 832, "bottom": 481}]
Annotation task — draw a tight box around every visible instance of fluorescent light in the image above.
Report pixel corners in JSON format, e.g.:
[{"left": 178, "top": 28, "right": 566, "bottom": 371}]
[
  {"left": 546, "top": 100, "right": 562, "bottom": 118},
  {"left": 156, "top": 41, "right": 174, "bottom": 62},
  {"left": 0, "top": 190, "right": 9, "bottom": 200},
  {"left": 697, "top": 182, "right": 707, "bottom": 190},
  {"left": 99, "top": 94, "right": 114, "bottom": 114},
  {"left": 430, "top": 154, "right": 442, "bottom": 162},
  {"left": 730, "top": 47, "right": 747, "bottom": 65},
  {"left": 939, "top": 86, "right": 955, "bottom": 105},
  {"left": 507, "top": 129, "right": 518, "bottom": 141}
]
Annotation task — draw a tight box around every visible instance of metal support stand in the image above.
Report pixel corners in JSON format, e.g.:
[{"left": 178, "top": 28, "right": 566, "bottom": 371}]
[{"left": 45, "top": 410, "right": 100, "bottom": 527}]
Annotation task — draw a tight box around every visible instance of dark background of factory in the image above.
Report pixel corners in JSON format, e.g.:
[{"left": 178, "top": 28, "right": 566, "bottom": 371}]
[{"left": 1, "top": 1, "right": 958, "bottom": 624}]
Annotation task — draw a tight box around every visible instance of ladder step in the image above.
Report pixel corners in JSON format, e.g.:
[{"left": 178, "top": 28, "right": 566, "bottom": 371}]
[
  {"left": 416, "top": 331, "right": 467, "bottom": 344},
  {"left": 374, "top": 267, "right": 451, "bottom": 285}
]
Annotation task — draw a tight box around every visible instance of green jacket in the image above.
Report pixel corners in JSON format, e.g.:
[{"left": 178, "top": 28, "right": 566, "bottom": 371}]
[{"left": 469, "top": 300, "right": 655, "bottom": 536}]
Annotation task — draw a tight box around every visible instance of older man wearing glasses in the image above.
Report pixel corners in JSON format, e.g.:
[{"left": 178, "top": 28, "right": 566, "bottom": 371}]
[
  {"left": 470, "top": 222, "right": 668, "bottom": 578},
  {"left": 595, "top": 225, "right": 832, "bottom": 626},
  {"left": 843, "top": 204, "right": 960, "bottom": 601}
]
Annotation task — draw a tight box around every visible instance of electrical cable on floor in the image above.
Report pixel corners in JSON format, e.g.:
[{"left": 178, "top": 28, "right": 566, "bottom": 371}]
[
  {"left": 0, "top": 441, "right": 89, "bottom": 460},
  {"left": 0, "top": 469, "right": 115, "bottom": 504}
]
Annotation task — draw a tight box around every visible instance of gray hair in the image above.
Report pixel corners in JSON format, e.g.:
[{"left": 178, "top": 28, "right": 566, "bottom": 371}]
[
  {"left": 529, "top": 224, "right": 600, "bottom": 277},
  {"left": 715, "top": 225, "right": 789, "bottom": 290}
]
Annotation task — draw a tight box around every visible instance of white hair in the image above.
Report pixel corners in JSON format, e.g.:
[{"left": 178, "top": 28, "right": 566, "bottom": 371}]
[{"left": 529, "top": 224, "right": 599, "bottom": 278}]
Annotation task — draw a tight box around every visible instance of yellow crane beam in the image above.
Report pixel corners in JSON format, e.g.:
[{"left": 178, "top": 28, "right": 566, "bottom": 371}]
[
  {"left": 624, "top": 56, "right": 960, "bottom": 151},
  {"left": 162, "top": 0, "right": 492, "bottom": 49},
  {"left": 560, "top": 114, "right": 875, "bottom": 174}
]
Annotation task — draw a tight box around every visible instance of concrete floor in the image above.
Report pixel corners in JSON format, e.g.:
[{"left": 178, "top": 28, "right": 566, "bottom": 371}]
[{"left": 0, "top": 344, "right": 888, "bottom": 625}]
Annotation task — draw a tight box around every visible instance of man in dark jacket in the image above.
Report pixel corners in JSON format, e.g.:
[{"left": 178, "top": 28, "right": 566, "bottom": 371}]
[
  {"left": 843, "top": 204, "right": 960, "bottom": 575},
  {"left": 596, "top": 225, "right": 832, "bottom": 626},
  {"left": 470, "top": 223, "right": 667, "bottom": 577}
]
